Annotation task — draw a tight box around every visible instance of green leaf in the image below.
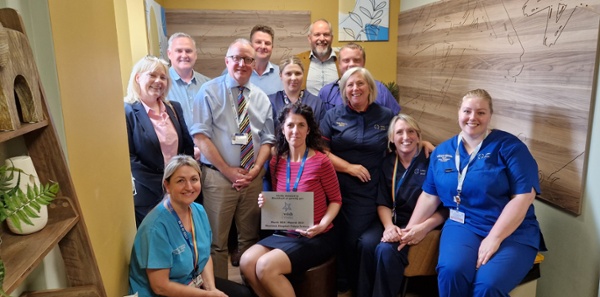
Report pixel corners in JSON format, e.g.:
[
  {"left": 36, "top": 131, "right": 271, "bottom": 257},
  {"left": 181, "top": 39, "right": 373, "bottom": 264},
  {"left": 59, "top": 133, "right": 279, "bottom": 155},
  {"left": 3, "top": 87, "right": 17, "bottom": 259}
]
[{"left": 23, "top": 205, "right": 39, "bottom": 219}]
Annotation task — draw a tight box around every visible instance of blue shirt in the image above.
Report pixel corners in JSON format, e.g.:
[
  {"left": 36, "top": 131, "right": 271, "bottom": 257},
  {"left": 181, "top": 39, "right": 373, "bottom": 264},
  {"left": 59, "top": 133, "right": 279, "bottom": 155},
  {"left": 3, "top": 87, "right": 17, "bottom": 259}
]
[
  {"left": 129, "top": 202, "right": 212, "bottom": 296},
  {"left": 190, "top": 74, "right": 275, "bottom": 167},
  {"left": 318, "top": 79, "right": 401, "bottom": 114},
  {"left": 423, "top": 129, "right": 542, "bottom": 249},
  {"left": 268, "top": 90, "right": 326, "bottom": 129},
  {"left": 222, "top": 62, "right": 284, "bottom": 96},
  {"left": 320, "top": 103, "right": 394, "bottom": 210},
  {"left": 167, "top": 67, "right": 210, "bottom": 128}
]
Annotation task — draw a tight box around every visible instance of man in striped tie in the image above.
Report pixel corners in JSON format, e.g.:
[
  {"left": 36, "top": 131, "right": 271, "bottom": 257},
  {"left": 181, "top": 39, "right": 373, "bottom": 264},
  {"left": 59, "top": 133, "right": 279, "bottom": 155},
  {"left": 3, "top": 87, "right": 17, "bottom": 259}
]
[{"left": 190, "top": 38, "right": 275, "bottom": 279}]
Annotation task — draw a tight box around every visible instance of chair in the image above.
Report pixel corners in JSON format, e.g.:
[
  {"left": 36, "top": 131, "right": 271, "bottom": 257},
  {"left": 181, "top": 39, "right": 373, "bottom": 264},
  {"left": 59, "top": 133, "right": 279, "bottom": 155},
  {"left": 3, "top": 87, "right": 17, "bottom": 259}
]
[
  {"left": 292, "top": 256, "right": 337, "bottom": 297},
  {"left": 401, "top": 229, "right": 441, "bottom": 297}
]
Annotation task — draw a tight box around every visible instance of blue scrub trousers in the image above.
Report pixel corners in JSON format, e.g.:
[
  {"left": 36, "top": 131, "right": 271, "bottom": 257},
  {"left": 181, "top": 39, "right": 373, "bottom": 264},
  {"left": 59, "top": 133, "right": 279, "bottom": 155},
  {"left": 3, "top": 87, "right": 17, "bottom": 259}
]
[
  {"left": 437, "top": 223, "right": 537, "bottom": 297},
  {"left": 357, "top": 222, "right": 409, "bottom": 297}
]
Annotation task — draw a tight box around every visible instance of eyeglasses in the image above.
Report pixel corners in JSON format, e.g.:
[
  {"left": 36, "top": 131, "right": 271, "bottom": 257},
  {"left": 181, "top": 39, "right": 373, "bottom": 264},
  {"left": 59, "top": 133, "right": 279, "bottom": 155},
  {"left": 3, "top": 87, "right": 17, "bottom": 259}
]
[
  {"left": 145, "top": 55, "right": 169, "bottom": 66},
  {"left": 227, "top": 55, "right": 255, "bottom": 65}
]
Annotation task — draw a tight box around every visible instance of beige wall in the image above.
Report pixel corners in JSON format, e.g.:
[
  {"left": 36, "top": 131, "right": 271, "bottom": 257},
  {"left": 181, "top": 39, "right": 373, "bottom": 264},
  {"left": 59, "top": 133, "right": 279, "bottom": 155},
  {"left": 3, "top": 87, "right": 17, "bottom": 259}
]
[
  {"left": 47, "top": 1, "right": 136, "bottom": 296},
  {"left": 161, "top": 0, "right": 400, "bottom": 83}
]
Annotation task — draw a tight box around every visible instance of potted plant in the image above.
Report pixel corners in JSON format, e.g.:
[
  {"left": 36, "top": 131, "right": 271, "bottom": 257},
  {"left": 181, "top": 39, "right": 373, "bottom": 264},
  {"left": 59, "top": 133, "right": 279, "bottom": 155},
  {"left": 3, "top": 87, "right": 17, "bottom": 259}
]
[
  {"left": 384, "top": 81, "right": 400, "bottom": 101},
  {"left": 0, "top": 163, "right": 59, "bottom": 296}
]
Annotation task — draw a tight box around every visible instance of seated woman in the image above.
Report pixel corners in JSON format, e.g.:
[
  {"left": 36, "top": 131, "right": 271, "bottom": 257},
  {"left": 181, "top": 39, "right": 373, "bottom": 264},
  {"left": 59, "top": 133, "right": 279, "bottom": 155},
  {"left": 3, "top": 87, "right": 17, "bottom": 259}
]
[
  {"left": 239, "top": 103, "right": 342, "bottom": 297},
  {"left": 357, "top": 114, "right": 446, "bottom": 297},
  {"left": 128, "top": 155, "right": 251, "bottom": 297},
  {"left": 404, "top": 89, "right": 545, "bottom": 297}
]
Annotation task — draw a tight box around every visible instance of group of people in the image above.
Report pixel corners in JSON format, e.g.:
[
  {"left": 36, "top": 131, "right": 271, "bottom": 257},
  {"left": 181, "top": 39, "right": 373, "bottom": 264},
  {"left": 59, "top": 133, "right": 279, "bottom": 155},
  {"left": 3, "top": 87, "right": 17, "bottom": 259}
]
[{"left": 124, "top": 17, "right": 545, "bottom": 297}]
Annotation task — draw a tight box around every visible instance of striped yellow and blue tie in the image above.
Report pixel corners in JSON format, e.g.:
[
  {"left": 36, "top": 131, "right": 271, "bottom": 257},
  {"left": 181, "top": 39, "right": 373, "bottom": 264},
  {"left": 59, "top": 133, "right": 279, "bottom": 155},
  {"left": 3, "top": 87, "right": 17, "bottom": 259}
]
[{"left": 238, "top": 86, "right": 254, "bottom": 170}]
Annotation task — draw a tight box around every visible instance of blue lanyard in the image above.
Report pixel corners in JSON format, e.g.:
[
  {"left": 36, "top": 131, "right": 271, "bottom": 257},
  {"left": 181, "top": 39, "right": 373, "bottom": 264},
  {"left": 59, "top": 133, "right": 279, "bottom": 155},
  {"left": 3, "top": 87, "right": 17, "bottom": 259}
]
[
  {"left": 286, "top": 147, "right": 309, "bottom": 192},
  {"left": 391, "top": 151, "right": 418, "bottom": 223},
  {"left": 166, "top": 199, "right": 199, "bottom": 276}
]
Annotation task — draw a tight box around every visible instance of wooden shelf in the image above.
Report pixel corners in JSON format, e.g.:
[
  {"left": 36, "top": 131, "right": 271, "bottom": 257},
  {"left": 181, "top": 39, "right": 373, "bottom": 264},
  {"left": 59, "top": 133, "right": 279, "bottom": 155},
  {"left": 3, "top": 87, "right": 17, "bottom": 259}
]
[
  {"left": 0, "top": 197, "right": 79, "bottom": 293},
  {"left": 0, "top": 7, "right": 106, "bottom": 296},
  {"left": 0, "top": 120, "right": 48, "bottom": 143}
]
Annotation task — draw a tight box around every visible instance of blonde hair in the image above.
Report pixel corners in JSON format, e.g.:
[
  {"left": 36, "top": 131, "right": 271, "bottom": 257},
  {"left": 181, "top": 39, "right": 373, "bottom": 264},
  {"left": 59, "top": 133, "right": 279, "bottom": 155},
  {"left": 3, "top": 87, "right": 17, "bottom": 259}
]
[
  {"left": 462, "top": 89, "right": 494, "bottom": 114},
  {"left": 278, "top": 56, "right": 304, "bottom": 74},
  {"left": 339, "top": 67, "right": 377, "bottom": 106},
  {"left": 124, "top": 56, "right": 171, "bottom": 104},
  {"left": 162, "top": 155, "right": 202, "bottom": 193},
  {"left": 387, "top": 114, "right": 422, "bottom": 152}
]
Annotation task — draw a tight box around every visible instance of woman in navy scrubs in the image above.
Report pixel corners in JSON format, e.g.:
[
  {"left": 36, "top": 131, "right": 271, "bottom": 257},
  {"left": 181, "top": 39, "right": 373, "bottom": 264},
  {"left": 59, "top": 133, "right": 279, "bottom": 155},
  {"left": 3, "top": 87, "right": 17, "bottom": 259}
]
[
  {"left": 403, "top": 89, "right": 545, "bottom": 297},
  {"left": 320, "top": 67, "right": 394, "bottom": 293},
  {"left": 356, "top": 114, "right": 446, "bottom": 297}
]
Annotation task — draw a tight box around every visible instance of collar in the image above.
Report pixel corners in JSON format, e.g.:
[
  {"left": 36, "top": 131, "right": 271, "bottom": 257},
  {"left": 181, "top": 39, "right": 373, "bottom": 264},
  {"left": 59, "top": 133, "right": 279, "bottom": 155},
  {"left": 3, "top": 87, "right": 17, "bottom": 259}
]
[
  {"left": 169, "top": 67, "right": 196, "bottom": 84},
  {"left": 139, "top": 98, "right": 166, "bottom": 115},
  {"left": 253, "top": 61, "right": 277, "bottom": 76},
  {"left": 225, "top": 74, "right": 249, "bottom": 90}
]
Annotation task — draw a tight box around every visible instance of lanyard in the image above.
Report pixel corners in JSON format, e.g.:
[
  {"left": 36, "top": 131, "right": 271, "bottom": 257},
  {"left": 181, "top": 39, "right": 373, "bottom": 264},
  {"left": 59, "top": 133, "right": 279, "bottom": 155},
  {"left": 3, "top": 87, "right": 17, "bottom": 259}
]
[
  {"left": 391, "top": 151, "right": 418, "bottom": 223},
  {"left": 166, "top": 199, "right": 199, "bottom": 277},
  {"left": 454, "top": 132, "right": 487, "bottom": 209},
  {"left": 286, "top": 147, "right": 309, "bottom": 192},
  {"left": 283, "top": 90, "right": 304, "bottom": 105}
]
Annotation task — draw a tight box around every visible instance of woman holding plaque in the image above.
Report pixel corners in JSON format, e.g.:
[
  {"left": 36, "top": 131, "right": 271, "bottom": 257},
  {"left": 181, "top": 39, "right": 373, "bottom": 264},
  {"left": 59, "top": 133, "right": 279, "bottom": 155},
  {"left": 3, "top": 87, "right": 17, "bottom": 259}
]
[
  {"left": 239, "top": 103, "right": 342, "bottom": 297},
  {"left": 403, "top": 89, "right": 545, "bottom": 297}
]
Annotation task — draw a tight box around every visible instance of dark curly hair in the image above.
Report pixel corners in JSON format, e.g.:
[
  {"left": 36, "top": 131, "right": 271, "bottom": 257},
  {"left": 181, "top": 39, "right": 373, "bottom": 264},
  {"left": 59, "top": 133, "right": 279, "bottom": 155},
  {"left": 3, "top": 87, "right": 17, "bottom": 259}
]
[{"left": 274, "top": 103, "right": 326, "bottom": 161}]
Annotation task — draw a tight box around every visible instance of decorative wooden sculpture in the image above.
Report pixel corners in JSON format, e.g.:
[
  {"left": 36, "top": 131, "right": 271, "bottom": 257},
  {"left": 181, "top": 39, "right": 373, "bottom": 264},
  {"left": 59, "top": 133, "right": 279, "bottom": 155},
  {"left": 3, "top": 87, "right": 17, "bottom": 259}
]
[{"left": 0, "top": 19, "right": 44, "bottom": 131}]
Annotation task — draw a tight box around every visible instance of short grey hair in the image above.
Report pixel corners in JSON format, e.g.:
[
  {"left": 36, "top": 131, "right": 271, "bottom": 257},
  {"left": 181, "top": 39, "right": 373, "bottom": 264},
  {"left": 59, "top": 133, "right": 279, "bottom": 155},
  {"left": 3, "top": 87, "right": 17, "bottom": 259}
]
[
  {"left": 339, "top": 67, "right": 377, "bottom": 106},
  {"left": 168, "top": 32, "right": 197, "bottom": 50}
]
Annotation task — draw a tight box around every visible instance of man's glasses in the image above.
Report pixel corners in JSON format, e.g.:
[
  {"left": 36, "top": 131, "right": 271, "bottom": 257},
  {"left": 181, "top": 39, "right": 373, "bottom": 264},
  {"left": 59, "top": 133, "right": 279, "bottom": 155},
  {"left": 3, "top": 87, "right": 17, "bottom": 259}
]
[{"left": 228, "top": 55, "right": 255, "bottom": 65}]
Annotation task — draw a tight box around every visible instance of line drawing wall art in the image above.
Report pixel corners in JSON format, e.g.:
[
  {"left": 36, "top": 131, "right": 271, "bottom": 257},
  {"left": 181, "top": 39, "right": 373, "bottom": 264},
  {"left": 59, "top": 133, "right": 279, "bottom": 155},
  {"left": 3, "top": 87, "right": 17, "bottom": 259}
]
[
  {"left": 396, "top": 0, "right": 600, "bottom": 215},
  {"left": 339, "top": 0, "right": 390, "bottom": 41}
]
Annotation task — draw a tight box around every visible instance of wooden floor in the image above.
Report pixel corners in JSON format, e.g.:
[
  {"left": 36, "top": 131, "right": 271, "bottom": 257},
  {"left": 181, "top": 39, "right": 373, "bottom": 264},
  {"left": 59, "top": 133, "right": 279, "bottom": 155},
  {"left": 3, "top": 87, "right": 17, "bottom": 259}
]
[{"left": 227, "top": 255, "right": 438, "bottom": 297}]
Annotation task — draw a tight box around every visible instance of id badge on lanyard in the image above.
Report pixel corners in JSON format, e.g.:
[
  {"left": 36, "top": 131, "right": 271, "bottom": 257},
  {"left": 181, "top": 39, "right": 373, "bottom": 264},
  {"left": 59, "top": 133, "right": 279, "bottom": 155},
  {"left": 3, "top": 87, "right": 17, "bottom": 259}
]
[
  {"left": 188, "top": 274, "right": 204, "bottom": 289},
  {"left": 451, "top": 133, "right": 486, "bottom": 224}
]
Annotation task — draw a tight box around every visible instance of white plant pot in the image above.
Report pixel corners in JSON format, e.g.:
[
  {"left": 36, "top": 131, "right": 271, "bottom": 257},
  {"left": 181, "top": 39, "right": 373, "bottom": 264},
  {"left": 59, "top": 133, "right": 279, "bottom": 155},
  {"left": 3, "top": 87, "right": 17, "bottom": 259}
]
[
  {"left": 6, "top": 204, "right": 48, "bottom": 235},
  {"left": 4, "top": 156, "right": 49, "bottom": 234}
]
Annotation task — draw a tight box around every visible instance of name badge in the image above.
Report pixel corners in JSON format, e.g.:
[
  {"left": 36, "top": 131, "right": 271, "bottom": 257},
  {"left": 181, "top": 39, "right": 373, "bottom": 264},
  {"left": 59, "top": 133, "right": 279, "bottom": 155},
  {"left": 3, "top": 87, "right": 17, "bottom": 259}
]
[
  {"left": 232, "top": 133, "right": 249, "bottom": 145},
  {"left": 450, "top": 209, "right": 465, "bottom": 224},
  {"left": 188, "top": 274, "right": 204, "bottom": 289}
]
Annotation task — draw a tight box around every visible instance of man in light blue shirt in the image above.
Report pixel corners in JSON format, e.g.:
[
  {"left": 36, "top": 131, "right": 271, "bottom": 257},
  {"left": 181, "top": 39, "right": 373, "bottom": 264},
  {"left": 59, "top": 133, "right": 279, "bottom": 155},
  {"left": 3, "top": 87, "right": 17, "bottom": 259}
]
[
  {"left": 222, "top": 25, "right": 283, "bottom": 96},
  {"left": 318, "top": 42, "right": 401, "bottom": 114},
  {"left": 190, "top": 38, "right": 275, "bottom": 279},
  {"left": 167, "top": 32, "right": 210, "bottom": 129}
]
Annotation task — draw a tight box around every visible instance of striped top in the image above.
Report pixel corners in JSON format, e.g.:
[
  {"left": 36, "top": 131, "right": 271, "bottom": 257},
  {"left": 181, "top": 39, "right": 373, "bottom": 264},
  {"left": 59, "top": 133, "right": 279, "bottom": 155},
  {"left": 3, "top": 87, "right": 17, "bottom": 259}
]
[{"left": 270, "top": 150, "right": 342, "bottom": 232}]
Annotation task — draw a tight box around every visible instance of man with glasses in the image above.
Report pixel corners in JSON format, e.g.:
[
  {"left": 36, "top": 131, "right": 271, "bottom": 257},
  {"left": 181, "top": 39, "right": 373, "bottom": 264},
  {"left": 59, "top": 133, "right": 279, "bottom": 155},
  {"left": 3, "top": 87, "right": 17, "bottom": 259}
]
[
  {"left": 296, "top": 19, "right": 341, "bottom": 95},
  {"left": 222, "top": 25, "right": 283, "bottom": 96},
  {"left": 318, "top": 42, "right": 401, "bottom": 114},
  {"left": 190, "top": 38, "right": 275, "bottom": 279}
]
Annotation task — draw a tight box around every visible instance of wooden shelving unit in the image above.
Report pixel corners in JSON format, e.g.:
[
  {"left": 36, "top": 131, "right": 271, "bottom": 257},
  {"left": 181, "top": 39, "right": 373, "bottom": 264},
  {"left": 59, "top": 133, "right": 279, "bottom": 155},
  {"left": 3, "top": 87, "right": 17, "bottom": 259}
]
[{"left": 0, "top": 8, "right": 106, "bottom": 297}]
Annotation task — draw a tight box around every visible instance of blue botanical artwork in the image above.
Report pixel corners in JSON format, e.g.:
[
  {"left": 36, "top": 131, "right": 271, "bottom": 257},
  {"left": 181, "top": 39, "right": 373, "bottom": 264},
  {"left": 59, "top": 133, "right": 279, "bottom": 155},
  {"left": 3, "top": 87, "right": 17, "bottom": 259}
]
[{"left": 339, "top": 0, "right": 390, "bottom": 41}]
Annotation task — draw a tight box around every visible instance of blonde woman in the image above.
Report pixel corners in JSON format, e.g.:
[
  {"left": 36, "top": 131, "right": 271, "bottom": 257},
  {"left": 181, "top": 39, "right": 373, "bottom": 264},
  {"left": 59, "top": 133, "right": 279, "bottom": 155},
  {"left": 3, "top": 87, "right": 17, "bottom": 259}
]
[{"left": 124, "top": 56, "right": 194, "bottom": 227}]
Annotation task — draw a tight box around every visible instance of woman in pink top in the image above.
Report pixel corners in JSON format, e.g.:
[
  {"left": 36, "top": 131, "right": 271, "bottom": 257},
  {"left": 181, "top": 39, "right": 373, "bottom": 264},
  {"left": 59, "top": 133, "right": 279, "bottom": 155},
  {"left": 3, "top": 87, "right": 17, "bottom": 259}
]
[
  {"left": 239, "top": 103, "right": 342, "bottom": 297},
  {"left": 124, "top": 56, "right": 195, "bottom": 227}
]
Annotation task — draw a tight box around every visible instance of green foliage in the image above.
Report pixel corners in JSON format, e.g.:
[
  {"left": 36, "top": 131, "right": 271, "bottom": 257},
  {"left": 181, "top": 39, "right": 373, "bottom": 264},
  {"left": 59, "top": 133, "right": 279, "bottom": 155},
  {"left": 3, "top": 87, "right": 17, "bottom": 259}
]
[
  {"left": 0, "top": 164, "right": 59, "bottom": 231},
  {"left": 0, "top": 258, "right": 7, "bottom": 297},
  {"left": 384, "top": 81, "right": 400, "bottom": 101},
  {"left": 0, "top": 163, "right": 58, "bottom": 295}
]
